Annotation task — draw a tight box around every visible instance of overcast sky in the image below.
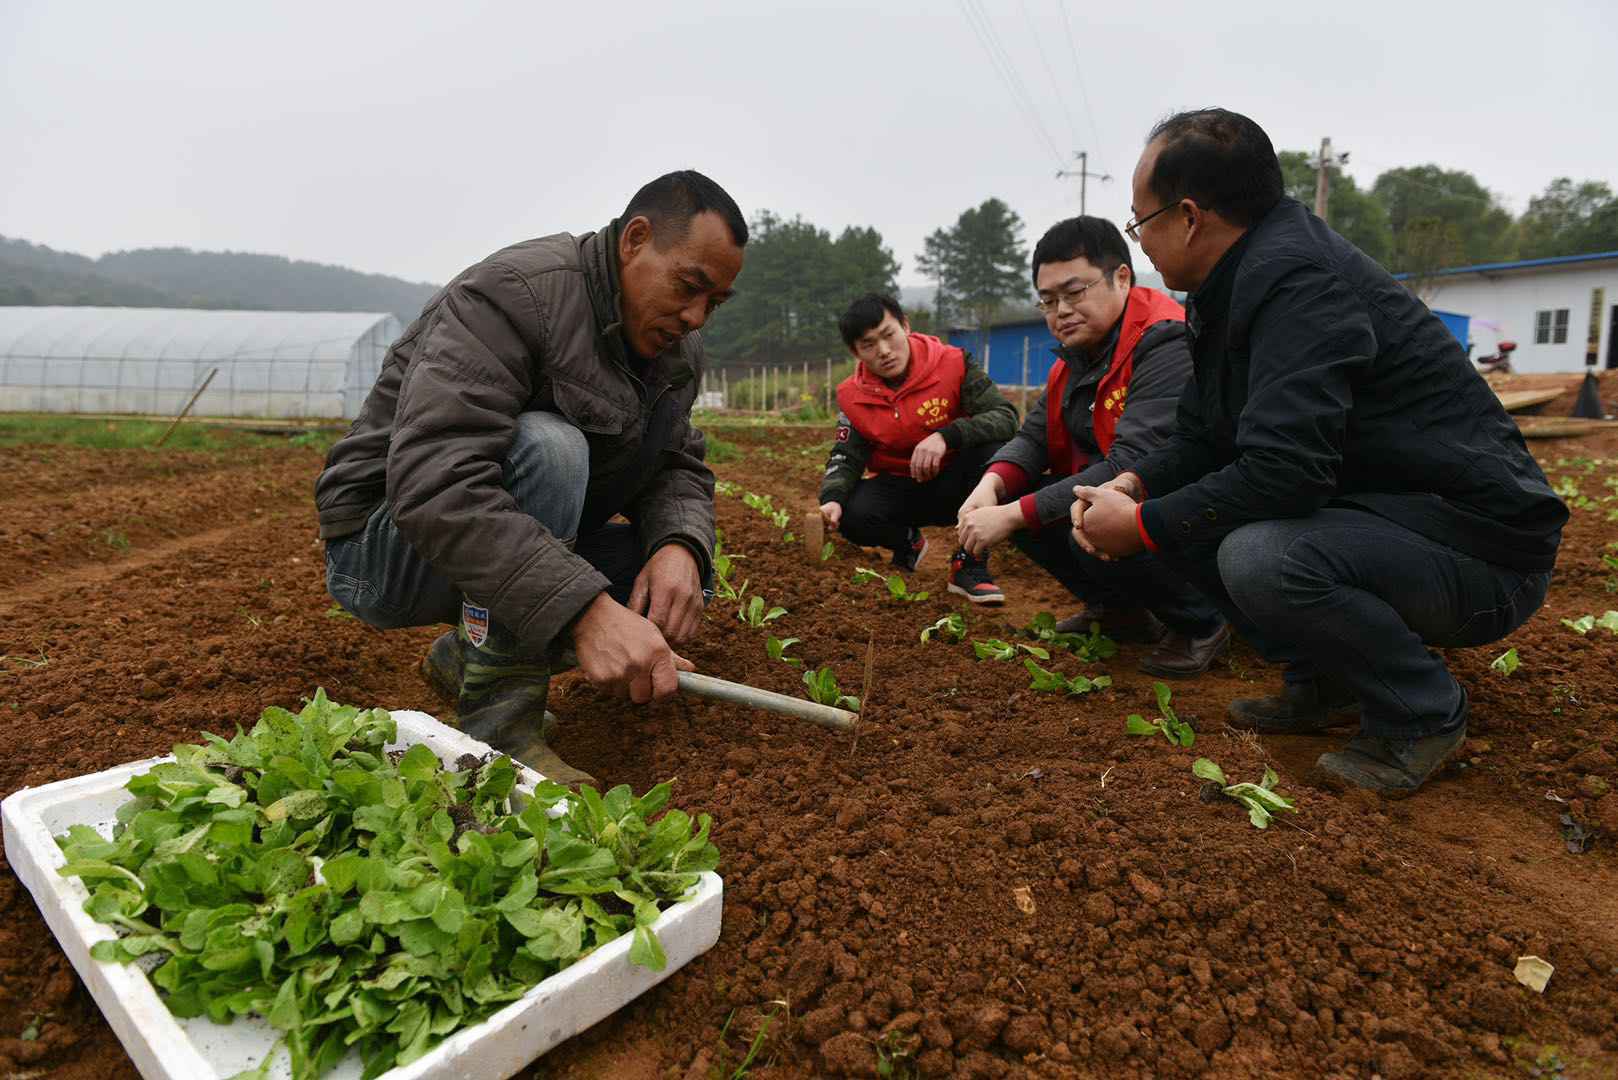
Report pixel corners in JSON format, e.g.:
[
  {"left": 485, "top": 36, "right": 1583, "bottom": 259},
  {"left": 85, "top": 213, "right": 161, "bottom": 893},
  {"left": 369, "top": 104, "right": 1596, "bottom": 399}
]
[{"left": 4, "top": 0, "right": 1616, "bottom": 288}]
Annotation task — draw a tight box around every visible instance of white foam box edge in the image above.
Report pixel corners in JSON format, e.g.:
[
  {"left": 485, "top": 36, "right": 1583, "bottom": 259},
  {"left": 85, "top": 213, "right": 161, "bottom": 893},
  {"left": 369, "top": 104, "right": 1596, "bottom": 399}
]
[{"left": 1, "top": 709, "right": 723, "bottom": 1080}]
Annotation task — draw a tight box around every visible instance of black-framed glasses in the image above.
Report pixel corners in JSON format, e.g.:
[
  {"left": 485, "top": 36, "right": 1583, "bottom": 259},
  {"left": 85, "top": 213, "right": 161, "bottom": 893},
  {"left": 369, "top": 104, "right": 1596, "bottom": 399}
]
[
  {"left": 1034, "top": 275, "right": 1107, "bottom": 314},
  {"left": 1124, "top": 199, "right": 1181, "bottom": 242}
]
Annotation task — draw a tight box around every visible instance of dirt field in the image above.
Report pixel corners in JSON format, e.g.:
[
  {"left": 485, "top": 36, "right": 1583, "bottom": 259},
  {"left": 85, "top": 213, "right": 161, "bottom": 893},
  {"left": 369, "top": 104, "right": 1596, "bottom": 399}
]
[{"left": 2, "top": 378, "right": 1616, "bottom": 1079}]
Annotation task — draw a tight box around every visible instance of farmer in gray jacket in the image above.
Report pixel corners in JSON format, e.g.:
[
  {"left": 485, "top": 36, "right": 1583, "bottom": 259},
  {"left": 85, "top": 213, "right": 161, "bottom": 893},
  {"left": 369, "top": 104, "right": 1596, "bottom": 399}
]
[
  {"left": 315, "top": 171, "right": 746, "bottom": 785},
  {"left": 956, "top": 217, "right": 1226, "bottom": 676}
]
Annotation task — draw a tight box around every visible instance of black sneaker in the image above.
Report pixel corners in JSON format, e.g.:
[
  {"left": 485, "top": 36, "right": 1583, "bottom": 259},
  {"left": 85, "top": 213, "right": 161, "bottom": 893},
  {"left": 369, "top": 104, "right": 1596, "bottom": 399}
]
[
  {"left": 892, "top": 527, "right": 929, "bottom": 573},
  {"left": 947, "top": 549, "right": 1005, "bottom": 605},
  {"left": 1316, "top": 690, "right": 1469, "bottom": 798}
]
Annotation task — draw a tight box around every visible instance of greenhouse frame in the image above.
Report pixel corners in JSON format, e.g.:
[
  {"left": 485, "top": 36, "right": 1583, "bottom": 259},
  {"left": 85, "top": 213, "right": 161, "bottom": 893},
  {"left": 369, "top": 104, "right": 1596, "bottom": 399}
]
[{"left": 0, "top": 306, "right": 404, "bottom": 419}]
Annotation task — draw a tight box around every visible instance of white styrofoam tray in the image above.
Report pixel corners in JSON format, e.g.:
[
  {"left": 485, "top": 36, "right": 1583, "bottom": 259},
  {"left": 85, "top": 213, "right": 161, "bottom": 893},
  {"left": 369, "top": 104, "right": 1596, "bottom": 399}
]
[{"left": 1, "top": 709, "right": 723, "bottom": 1080}]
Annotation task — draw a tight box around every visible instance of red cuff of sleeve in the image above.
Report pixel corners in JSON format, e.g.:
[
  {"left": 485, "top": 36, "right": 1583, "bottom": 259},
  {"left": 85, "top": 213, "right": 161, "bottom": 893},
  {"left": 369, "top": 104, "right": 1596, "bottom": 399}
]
[
  {"left": 987, "top": 462, "right": 1032, "bottom": 498},
  {"left": 1019, "top": 494, "right": 1042, "bottom": 530},
  {"left": 1136, "top": 503, "right": 1159, "bottom": 553}
]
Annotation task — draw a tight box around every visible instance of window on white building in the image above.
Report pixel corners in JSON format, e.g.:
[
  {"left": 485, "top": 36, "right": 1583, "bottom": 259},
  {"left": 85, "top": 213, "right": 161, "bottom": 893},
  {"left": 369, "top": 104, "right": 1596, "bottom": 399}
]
[{"left": 1536, "top": 308, "right": 1571, "bottom": 344}]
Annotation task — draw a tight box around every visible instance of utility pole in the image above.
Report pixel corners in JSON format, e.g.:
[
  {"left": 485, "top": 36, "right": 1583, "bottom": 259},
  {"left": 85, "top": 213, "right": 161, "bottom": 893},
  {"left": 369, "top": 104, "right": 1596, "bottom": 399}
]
[
  {"left": 1056, "top": 151, "right": 1111, "bottom": 216},
  {"left": 1312, "top": 137, "right": 1350, "bottom": 221}
]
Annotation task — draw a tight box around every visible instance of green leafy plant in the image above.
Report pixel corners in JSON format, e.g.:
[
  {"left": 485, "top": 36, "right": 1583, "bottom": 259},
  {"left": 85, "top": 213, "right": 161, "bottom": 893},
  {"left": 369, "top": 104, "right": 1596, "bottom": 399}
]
[
  {"left": 920, "top": 614, "right": 966, "bottom": 644},
  {"left": 1125, "top": 682, "right": 1195, "bottom": 747},
  {"left": 803, "top": 667, "right": 860, "bottom": 711},
  {"left": 712, "top": 532, "right": 747, "bottom": 603},
  {"left": 1021, "top": 612, "right": 1118, "bottom": 662},
  {"left": 1490, "top": 647, "right": 1520, "bottom": 676},
  {"left": 972, "top": 638, "right": 1048, "bottom": 661},
  {"left": 741, "top": 491, "right": 774, "bottom": 514},
  {"left": 1603, "top": 543, "right": 1618, "bottom": 592},
  {"left": 765, "top": 636, "right": 801, "bottom": 667},
  {"left": 820, "top": 541, "right": 835, "bottom": 562},
  {"left": 738, "top": 595, "right": 787, "bottom": 629},
  {"left": 852, "top": 567, "right": 929, "bottom": 603},
  {"left": 1193, "top": 757, "right": 1297, "bottom": 829},
  {"left": 1561, "top": 611, "right": 1618, "bottom": 635},
  {"left": 1023, "top": 659, "right": 1112, "bottom": 696},
  {"left": 55, "top": 690, "right": 718, "bottom": 1080},
  {"left": 714, "top": 479, "right": 740, "bottom": 498}
]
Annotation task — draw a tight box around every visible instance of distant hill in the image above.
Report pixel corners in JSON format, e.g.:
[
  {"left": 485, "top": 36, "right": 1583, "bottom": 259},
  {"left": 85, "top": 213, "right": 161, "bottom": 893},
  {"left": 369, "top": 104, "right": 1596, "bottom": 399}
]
[{"left": 0, "top": 236, "right": 439, "bottom": 323}]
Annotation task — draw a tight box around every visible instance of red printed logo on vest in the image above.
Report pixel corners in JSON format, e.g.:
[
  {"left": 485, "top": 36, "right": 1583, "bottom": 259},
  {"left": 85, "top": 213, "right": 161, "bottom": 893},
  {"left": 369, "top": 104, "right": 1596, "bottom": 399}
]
[
  {"left": 1102, "top": 386, "right": 1128, "bottom": 414},
  {"left": 916, "top": 396, "right": 951, "bottom": 427},
  {"left": 835, "top": 424, "right": 851, "bottom": 442}
]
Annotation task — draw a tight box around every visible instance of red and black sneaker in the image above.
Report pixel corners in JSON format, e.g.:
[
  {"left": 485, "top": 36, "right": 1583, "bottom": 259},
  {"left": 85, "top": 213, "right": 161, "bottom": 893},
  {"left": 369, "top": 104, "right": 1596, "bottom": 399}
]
[
  {"left": 892, "top": 526, "right": 930, "bottom": 573},
  {"left": 948, "top": 549, "right": 1005, "bottom": 605}
]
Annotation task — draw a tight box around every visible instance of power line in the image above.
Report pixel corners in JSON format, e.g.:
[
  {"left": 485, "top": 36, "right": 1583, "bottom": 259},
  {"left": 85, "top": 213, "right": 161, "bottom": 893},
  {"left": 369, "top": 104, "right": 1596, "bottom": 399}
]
[
  {"left": 955, "top": 0, "right": 1065, "bottom": 167},
  {"left": 1055, "top": 0, "right": 1106, "bottom": 174},
  {"left": 1017, "top": 0, "right": 1078, "bottom": 147}
]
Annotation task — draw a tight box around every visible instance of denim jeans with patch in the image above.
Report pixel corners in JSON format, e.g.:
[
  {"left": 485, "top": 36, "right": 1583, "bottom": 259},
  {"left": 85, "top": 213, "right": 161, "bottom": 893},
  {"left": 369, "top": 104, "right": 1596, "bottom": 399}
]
[{"left": 324, "top": 411, "right": 646, "bottom": 633}]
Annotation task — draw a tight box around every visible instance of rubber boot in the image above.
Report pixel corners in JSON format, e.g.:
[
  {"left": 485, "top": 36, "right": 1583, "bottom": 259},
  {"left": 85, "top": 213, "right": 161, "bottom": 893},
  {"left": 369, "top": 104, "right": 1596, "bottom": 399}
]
[
  {"left": 454, "top": 604, "right": 598, "bottom": 788},
  {"left": 420, "top": 630, "right": 464, "bottom": 702}
]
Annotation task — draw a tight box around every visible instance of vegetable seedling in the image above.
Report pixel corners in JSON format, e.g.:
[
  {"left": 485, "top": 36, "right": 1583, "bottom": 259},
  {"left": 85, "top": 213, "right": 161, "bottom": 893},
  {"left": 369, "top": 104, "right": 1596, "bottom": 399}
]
[
  {"left": 738, "top": 595, "right": 787, "bottom": 629},
  {"left": 1023, "top": 659, "right": 1112, "bottom": 696},
  {"left": 1021, "top": 612, "right": 1118, "bottom": 662},
  {"left": 972, "top": 638, "right": 1048, "bottom": 661},
  {"left": 1490, "top": 647, "right": 1520, "bottom": 676},
  {"left": 852, "top": 567, "right": 929, "bottom": 603},
  {"left": 1193, "top": 757, "right": 1297, "bottom": 829},
  {"left": 820, "top": 540, "right": 835, "bottom": 562},
  {"left": 56, "top": 690, "right": 719, "bottom": 1080},
  {"left": 1561, "top": 611, "right": 1618, "bottom": 635},
  {"left": 920, "top": 613, "right": 966, "bottom": 644},
  {"left": 765, "top": 635, "right": 802, "bottom": 667},
  {"left": 803, "top": 667, "right": 860, "bottom": 711},
  {"left": 1125, "top": 681, "right": 1195, "bottom": 747}
]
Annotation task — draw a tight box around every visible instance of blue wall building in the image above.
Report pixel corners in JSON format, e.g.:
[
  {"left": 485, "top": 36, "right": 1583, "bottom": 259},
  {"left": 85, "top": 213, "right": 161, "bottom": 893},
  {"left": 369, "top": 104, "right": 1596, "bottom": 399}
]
[{"left": 947, "top": 313, "right": 1060, "bottom": 387}]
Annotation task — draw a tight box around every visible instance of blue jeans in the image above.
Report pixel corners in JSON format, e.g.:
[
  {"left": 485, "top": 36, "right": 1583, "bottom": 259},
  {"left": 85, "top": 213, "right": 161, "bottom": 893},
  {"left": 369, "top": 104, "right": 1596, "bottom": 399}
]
[
  {"left": 1012, "top": 528, "right": 1224, "bottom": 637},
  {"left": 1158, "top": 507, "right": 1551, "bottom": 738},
  {"left": 325, "top": 412, "right": 647, "bottom": 632}
]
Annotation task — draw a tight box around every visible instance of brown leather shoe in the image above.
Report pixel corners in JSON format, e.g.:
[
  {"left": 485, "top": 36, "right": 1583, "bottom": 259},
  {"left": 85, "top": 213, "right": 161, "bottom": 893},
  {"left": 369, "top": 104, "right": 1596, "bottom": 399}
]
[
  {"left": 1139, "top": 622, "right": 1232, "bottom": 678},
  {"left": 1054, "top": 604, "right": 1168, "bottom": 645}
]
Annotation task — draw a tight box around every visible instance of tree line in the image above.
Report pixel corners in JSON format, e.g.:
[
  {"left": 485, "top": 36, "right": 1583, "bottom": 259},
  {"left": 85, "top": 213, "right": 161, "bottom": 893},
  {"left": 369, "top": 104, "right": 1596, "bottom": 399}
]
[{"left": 706, "top": 160, "right": 1618, "bottom": 370}]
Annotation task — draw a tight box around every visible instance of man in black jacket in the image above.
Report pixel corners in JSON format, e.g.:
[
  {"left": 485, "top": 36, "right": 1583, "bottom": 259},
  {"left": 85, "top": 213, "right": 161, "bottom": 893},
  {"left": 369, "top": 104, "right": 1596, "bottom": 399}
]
[
  {"left": 1072, "top": 109, "right": 1566, "bottom": 796},
  {"left": 955, "top": 217, "right": 1226, "bottom": 674}
]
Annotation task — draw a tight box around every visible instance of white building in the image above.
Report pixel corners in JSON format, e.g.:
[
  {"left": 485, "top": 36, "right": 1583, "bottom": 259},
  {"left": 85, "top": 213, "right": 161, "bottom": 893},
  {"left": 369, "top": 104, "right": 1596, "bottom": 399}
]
[
  {"left": 1406, "top": 251, "right": 1618, "bottom": 375},
  {"left": 0, "top": 306, "right": 402, "bottom": 419}
]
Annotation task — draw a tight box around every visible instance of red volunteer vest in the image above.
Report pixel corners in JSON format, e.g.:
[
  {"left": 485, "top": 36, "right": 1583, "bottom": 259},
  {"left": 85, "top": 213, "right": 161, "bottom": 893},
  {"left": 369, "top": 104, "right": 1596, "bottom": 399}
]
[
  {"left": 1046, "top": 286, "right": 1185, "bottom": 474},
  {"left": 836, "top": 333, "right": 967, "bottom": 476}
]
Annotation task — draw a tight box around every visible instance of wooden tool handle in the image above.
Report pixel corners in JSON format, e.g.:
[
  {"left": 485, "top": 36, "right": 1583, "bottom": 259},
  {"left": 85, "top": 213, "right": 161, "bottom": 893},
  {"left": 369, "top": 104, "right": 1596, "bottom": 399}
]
[{"left": 676, "top": 671, "right": 856, "bottom": 732}]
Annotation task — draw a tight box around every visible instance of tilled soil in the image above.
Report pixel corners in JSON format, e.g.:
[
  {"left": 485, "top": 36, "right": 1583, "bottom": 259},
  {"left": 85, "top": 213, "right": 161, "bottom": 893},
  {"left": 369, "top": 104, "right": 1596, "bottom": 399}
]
[{"left": 2, "top": 389, "right": 1616, "bottom": 1079}]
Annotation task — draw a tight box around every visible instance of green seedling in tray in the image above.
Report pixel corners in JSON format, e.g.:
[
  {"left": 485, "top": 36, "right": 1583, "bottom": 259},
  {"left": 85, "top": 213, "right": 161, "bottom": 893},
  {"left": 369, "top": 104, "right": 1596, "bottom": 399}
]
[{"left": 54, "top": 690, "right": 718, "bottom": 1080}]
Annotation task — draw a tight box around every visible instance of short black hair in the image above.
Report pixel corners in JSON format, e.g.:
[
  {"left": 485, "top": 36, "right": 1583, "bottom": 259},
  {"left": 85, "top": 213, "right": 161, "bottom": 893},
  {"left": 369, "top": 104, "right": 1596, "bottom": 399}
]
[
  {"left": 1031, "top": 216, "right": 1133, "bottom": 287},
  {"left": 838, "top": 293, "right": 906, "bottom": 348},
  {"left": 1145, "top": 109, "right": 1284, "bottom": 228},
  {"left": 622, "top": 170, "right": 749, "bottom": 248}
]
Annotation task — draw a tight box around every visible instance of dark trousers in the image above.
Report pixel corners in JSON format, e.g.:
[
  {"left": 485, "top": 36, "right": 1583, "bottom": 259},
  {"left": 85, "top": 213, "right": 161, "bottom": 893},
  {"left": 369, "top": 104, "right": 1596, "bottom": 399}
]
[
  {"left": 1012, "top": 528, "right": 1223, "bottom": 637},
  {"left": 839, "top": 442, "right": 1003, "bottom": 553},
  {"left": 1157, "top": 507, "right": 1551, "bottom": 739}
]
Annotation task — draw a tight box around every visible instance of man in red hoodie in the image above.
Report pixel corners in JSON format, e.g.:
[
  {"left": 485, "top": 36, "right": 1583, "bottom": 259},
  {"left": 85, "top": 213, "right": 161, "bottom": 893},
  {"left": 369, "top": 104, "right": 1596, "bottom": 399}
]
[{"left": 818, "top": 294, "right": 1019, "bottom": 603}]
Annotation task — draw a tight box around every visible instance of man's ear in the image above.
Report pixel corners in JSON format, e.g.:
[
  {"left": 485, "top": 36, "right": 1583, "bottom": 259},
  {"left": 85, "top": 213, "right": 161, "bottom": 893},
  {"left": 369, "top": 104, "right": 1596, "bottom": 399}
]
[
  {"left": 619, "top": 215, "right": 655, "bottom": 264},
  {"left": 902, "top": 316, "right": 912, "bottom": 334},
  {"left": 1114, "top": 264, "right": 1133, "bottom": 290}
]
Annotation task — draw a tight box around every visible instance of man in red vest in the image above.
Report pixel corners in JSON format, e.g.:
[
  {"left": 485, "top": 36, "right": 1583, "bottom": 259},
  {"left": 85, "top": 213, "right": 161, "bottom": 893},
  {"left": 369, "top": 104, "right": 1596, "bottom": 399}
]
[
  {"left": 819, "top": 294, "right": 1019, "bottom": 603},
  {"left": 956, "top": 217, "right": 1227, "bottom": 675}
]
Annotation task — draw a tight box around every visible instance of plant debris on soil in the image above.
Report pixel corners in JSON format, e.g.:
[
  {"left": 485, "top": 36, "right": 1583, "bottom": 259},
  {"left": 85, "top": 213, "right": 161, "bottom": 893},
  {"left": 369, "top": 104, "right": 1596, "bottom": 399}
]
[{"left": 3, "top": 374, "right": 1618, "bottom": 1078}]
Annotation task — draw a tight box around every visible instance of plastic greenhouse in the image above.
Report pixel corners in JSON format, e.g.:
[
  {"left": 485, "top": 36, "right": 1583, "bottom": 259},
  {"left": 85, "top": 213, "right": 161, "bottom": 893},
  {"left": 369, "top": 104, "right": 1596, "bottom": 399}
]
[{"left": 0, "top": 307, "right": 404, "bottom": 420}]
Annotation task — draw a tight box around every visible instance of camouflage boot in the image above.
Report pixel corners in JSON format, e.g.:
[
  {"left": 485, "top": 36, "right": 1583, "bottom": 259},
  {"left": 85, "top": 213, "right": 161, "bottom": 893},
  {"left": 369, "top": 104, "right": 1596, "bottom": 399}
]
[{"left": 454, "top": 601, "right": 597, "bottom": 788}]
